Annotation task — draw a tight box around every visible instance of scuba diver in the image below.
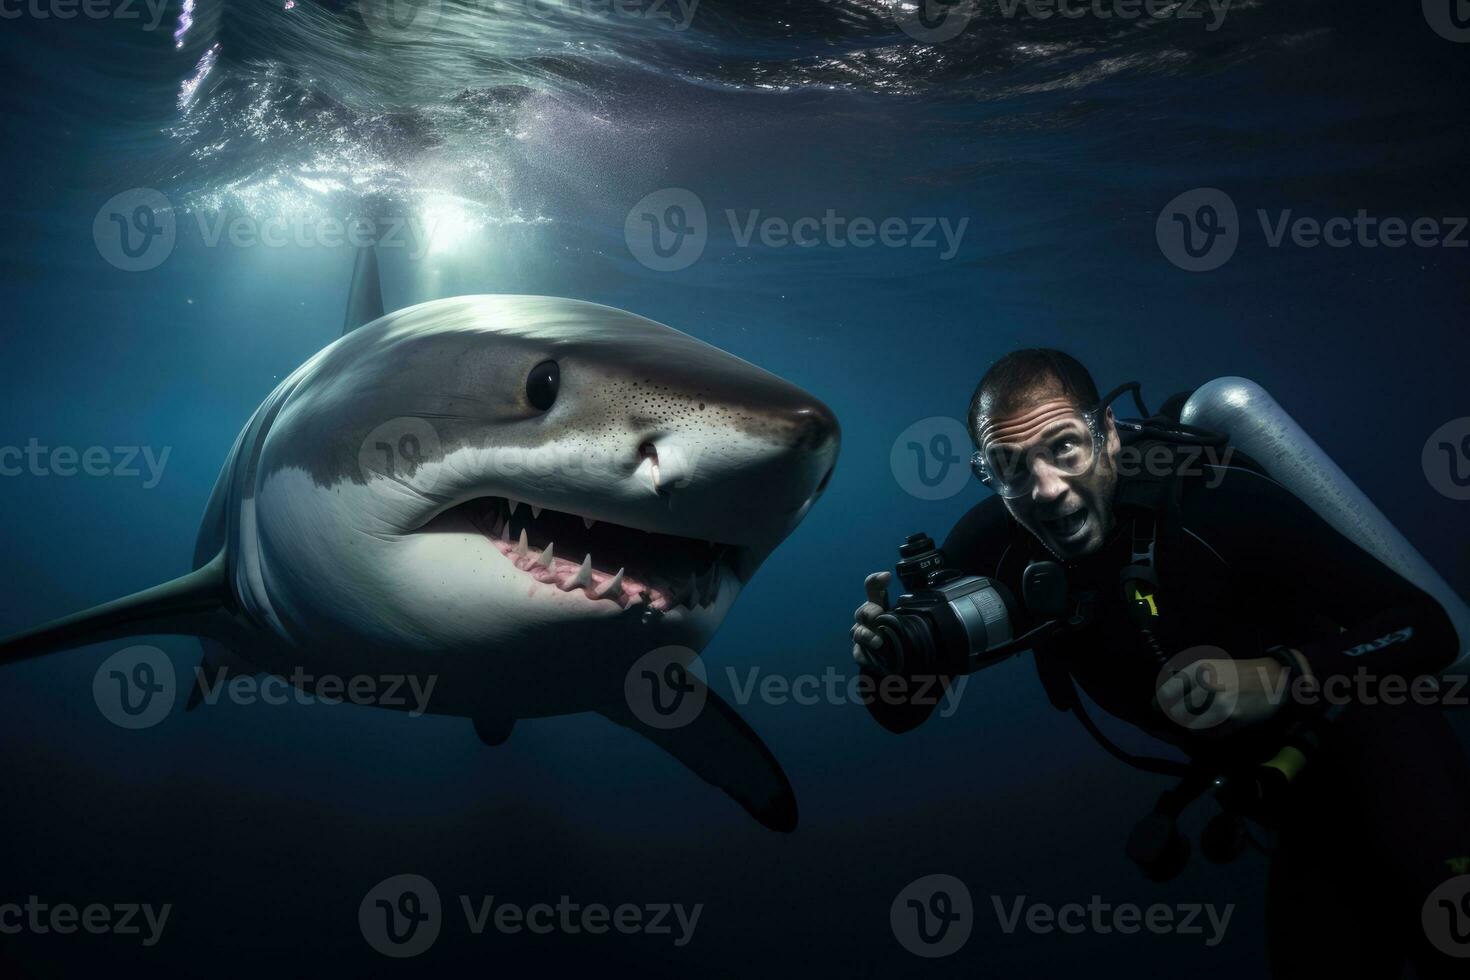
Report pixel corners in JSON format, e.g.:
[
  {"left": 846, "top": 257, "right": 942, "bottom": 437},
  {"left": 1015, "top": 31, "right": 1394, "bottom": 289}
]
[{"left": 852, "top": 349, "right": 1470, "bottom": 978}]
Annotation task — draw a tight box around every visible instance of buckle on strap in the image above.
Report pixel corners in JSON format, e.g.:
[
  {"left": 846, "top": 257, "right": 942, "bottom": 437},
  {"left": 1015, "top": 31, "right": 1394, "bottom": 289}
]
[{"left": 1123, "top": 514, "right": 1159, "bottom": 587}]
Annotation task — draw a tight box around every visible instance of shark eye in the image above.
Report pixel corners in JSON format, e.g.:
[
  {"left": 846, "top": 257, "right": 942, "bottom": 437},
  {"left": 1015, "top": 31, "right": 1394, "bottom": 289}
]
[{"left": 526, "top": 360, "right": 560, "bottom": 412}]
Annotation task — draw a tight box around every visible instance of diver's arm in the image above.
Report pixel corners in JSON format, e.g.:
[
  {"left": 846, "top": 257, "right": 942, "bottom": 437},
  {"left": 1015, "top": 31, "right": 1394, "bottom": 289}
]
[{"left": 1184, "top": 465, "right": 1459, "bottom": 686}]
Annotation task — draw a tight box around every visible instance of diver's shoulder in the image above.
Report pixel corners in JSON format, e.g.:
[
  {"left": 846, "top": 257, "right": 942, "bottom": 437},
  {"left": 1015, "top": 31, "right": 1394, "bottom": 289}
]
[
  {"left": 1173, "top": 447, "right": 1304, "bottom": 534},
  {"left": 942, "top": 494, "right": 1018, "bottom": 573}
]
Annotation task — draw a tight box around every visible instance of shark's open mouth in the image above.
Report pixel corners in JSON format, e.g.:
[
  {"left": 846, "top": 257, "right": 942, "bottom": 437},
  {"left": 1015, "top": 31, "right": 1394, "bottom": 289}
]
[{"left": 453, "top": 496, "right": 735, "bottom": 613}]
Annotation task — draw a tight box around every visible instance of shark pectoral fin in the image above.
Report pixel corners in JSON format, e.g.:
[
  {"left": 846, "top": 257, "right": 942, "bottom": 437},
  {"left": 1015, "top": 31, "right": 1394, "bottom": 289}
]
[
  {"left": 472, "top": 712, "right": 515, "bottom": 746},
  {"left": 0, "top": 551, "right": 233, "bottom": 668},
  {"left": 595, "top": 685, "right": 798, "bottom": 833}
]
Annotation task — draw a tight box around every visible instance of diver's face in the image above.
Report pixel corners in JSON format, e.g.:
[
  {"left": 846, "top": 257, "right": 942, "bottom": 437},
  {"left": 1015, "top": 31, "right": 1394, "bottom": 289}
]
[{"left": 980, "top": 395, "right": 1121, "bottom": 560}]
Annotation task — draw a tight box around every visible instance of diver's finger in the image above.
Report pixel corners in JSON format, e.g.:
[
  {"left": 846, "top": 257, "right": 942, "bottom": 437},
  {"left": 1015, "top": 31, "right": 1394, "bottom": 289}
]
[
  {"left": 852, "top": 626, "right": 882, "bottom": 650},
  {"left": 855, "top": 601, "right": 886, "bottom": 626},
  {"left": 852, "top": 645, "right": 876, "bottom": 670},
  {"left": 1156, "top": 672, "right": 1186, "bottom": 710},
  {"left": 864, "top": 571, "right": 891, "bottom": 608}
]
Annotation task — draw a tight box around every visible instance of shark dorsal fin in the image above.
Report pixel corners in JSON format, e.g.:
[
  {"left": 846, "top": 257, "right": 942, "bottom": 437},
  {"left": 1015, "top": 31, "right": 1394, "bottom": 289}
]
[{"left": 343, "top": 244, "right": 385, "bottom": 336}]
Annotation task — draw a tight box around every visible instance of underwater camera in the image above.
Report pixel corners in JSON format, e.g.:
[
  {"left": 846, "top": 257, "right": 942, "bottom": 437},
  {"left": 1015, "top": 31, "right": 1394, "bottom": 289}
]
[{"left": 864, "top": 532, "right": 1069, "bottom": 679}]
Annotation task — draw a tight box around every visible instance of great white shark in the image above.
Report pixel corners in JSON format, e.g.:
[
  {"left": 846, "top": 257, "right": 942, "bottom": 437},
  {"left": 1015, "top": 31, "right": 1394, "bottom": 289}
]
[{"left": 0, "top": 249, "right": 839, "bottom": 831}]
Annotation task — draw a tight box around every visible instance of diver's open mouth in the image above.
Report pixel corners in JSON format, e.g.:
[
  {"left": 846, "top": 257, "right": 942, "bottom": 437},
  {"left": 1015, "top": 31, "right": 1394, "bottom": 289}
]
[
  {"left": 452, "top": 496, "right": 734, "bottom": 613},
  {"left": 1042, "top": 509, "right": 1088, "bottom": 541}
]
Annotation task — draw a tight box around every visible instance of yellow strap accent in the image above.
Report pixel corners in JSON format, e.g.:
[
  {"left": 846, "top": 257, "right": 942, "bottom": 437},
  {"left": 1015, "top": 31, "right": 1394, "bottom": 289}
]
[
  {"left": 1262, "top": 746, "right": 1308, "bottom": 783},
  {"left": 1132, "top": 587, "right": 1159, "bottom": 617}
]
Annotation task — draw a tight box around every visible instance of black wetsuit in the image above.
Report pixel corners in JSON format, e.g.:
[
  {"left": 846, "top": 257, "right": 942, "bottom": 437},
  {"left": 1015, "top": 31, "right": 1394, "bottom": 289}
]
[{"left": 882, "top": 445, "right": 1470, "bottom": 977}]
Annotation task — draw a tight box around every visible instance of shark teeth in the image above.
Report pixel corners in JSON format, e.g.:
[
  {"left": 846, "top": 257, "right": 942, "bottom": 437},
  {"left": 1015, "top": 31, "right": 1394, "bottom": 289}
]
[
  {"left": 701, "top": 564, "right": 720, "bottom": 606},
  {"left": 471, "top": 493, "right": 733, "bottom": 613},
  {"left": 562, "top": 554, "right": 594, "bottom": 591},
  {"left": 594, "top": 568, "right": 625, "bottom": 599}
]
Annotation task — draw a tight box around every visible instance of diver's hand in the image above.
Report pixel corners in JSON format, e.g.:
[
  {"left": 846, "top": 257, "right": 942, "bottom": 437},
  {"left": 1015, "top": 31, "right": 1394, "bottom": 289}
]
[
  {"left": 1156, "top": 655, "right": 1292, "bottom": 735},
  {"left": 850, "top": 572, "right": 892, "bottom": 671}
]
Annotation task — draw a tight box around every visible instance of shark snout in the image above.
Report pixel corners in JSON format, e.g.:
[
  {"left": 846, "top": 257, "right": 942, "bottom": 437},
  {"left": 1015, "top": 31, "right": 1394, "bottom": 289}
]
[{"left": 630, "top": 384, "right": 839, "bottom": 552}]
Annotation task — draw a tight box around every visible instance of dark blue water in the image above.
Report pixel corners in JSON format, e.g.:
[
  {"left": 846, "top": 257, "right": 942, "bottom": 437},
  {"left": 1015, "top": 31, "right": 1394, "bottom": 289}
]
[{"left": 2, "top": 0, "right": 1468, "bottom": 975}]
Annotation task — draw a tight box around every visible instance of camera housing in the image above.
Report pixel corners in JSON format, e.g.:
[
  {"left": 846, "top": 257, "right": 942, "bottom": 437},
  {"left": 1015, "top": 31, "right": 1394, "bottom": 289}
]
[{"left": 869, "top": 532, "right": 1019, "bottom": 678}]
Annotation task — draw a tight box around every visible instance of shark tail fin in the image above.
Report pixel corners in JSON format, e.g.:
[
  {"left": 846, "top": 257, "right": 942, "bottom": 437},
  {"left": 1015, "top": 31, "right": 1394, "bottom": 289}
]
[
  {"left": 0, "top": 551, "right": 231, "bottom": 668},
  {"left": 343, "top": 243, "right": 385, "bottom": 336}
]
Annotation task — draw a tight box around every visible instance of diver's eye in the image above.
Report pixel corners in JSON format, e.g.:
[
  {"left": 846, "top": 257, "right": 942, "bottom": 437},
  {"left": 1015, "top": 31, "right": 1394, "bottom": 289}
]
[
  {"left": 526, "top": 360, "right": 560, "bottom": 412},
  {"left": 1053, "top": 437, "right": 1081, "bottom": 460}
]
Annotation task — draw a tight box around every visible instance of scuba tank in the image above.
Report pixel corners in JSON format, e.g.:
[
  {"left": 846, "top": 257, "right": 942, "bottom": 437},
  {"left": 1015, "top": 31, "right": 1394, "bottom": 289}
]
[{"left": 1181, "top": 377, "right": 1470, "bottom": 675}]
